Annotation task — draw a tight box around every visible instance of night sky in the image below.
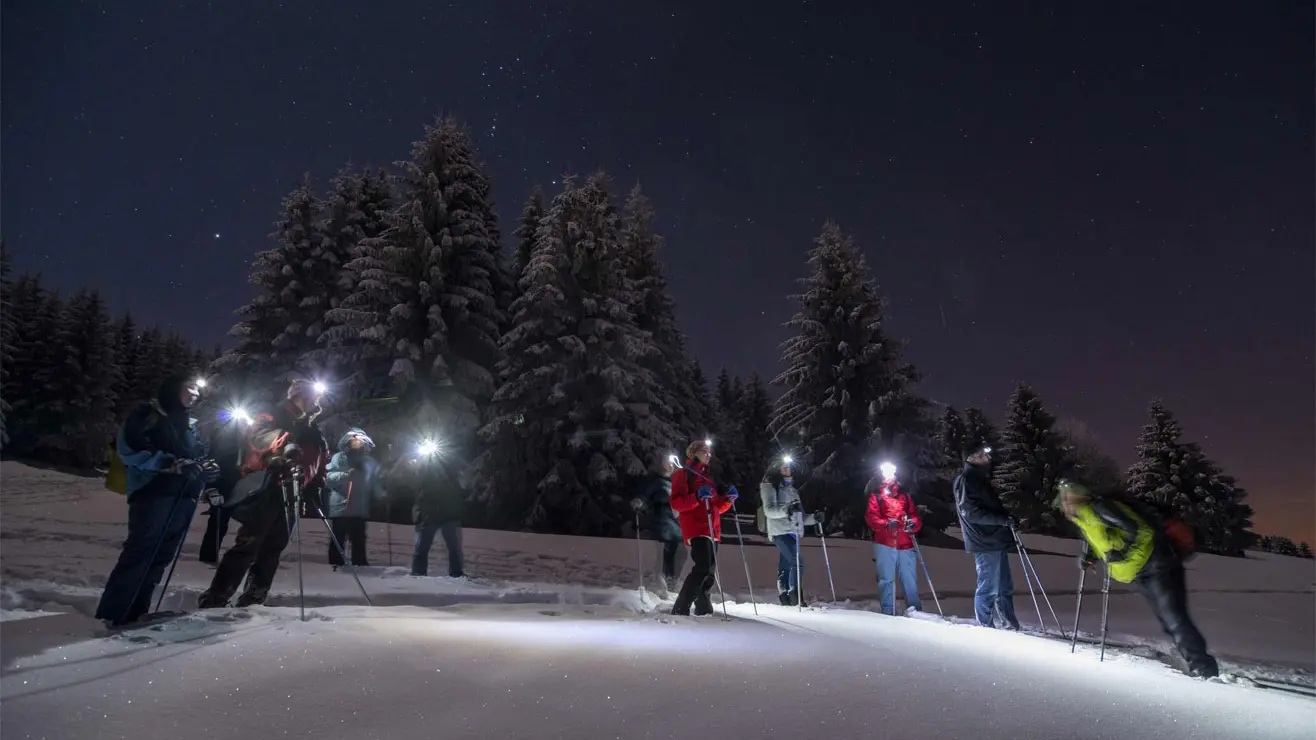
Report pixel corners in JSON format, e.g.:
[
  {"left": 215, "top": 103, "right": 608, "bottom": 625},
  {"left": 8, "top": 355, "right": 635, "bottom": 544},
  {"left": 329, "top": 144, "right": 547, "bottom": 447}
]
[{"left": 4, "top": 2, "right": 1312, "bottom": 541}]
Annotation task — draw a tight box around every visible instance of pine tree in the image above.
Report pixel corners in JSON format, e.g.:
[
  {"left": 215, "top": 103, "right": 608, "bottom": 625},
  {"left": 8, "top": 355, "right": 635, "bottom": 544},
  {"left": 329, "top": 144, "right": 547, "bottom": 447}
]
[
  {"left": 688, "top": 360, "right": 713, "bottom": 440},
  {"left": 619, "top": 184, "right": 699, "bottom": 449},
  {"left": 475, "top": 174, "right": 675, "bottom": 535},
  {"left": 327, "top": 118, "right": 505, "bottom": 438},
  {"left": 737, "top": 373, "right": 775, "bottom": 506},
  {"left": 0, "top": 243, "right": 13, "bottom": 448},
  {"left": 1055, "top": 418, "right": 1122, "bottom": 497},
  {"left": 513, "top": 186, "right": 545, "bottom": 280},
  {"left": 1126, "top": 401, "right": 1254, "bottom": 555},
  {"left": 112, "top": 315, "right": 141, "bottom": 418},
  {"left": 131, "top": 327, "right": 167, "bottom": 404},
  {"left": 53, "top": 290, "right": 120, "bottom": 465},
  {"left": 1299, "top": 542, "right": 1313, "bottom": 559},
  {"left": 770, "top": 222, "right": 932, "bottom": 535},
  {"left": 4, "top": 274, "right": 47, "bottom": 452},
  {"left": 992, "top": 384, "right": 1067, "bottom": 533},
  {"left": 962, "top": 406, "right": 1000, "bottom": 454},
  {"left": 938, "top": 405, "right": 967, "bottom": 467},
  {"left": 712, "top": 369, "right": 748, "bottom": 485}
]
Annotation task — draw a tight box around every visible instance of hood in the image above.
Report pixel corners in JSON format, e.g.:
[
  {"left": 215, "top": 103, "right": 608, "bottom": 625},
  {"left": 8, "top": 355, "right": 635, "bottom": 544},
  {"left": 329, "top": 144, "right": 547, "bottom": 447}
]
[
  {"left": 338, "top": 428, "right": 375, "bottom": 453},
  {"left": 764, "top": 458, "right": 809, "bottom": 489},
  {"left": 156, "top": 371, "right": 197, "bottom": 414}
]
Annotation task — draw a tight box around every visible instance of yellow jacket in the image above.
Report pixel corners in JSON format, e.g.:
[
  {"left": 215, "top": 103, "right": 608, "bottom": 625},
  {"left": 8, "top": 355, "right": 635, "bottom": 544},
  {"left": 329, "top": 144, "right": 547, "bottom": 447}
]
[{"left": 1069, "top": 500, "right": 1155, "bottom": 583}]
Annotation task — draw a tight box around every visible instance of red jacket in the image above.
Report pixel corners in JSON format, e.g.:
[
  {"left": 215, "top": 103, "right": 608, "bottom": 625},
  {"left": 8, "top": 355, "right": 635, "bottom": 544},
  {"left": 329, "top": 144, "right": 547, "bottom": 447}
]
[
  {"left": 669, "top": 459, "right": 734, "bottom": 544},
  {"left": 865, "top": 480, "right": 922, "bottom": 550}
]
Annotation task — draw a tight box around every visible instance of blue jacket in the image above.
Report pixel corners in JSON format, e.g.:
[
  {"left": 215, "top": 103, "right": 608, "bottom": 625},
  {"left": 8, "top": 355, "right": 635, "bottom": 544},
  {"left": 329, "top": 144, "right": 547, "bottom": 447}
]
[
  {"left": 117, "top": 374, "right": 206, "bottom": 500},
  {"left": 324, "top": 429, "right": 385, "bottom": 519}
]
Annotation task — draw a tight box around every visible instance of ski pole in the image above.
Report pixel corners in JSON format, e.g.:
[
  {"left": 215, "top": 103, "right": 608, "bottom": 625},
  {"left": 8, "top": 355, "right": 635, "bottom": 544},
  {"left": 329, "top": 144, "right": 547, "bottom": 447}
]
[
  {"left": 1099, "top": 566, "right": 1111, "bottom": 662},
  {"left": 910, "top": 534, "right": 942, "bottom": 616},
  {"left": 703, "top": 499, "right": 730, "bottom": 620},
  {"left": 795, "top": 532, "right": 803, "bottom": 612},
  {"left": 729, "top": 500, "right": 757, "bottom": 616},
  {"left": 1015, "top": 531, "right": 1067, "bottom": 637},
  {"left": 315, "top": 505, "right": 373, "bottom": 606},
  {"left": 123, "top": 476, "right": 190, "bottom": 624},
  {"left": 816, "top": 513, "right": 837, "bottom": 603},
  {"left": 153, "top": 485, "right": 210, "bottom": 613},
  {"left": 634, "top": 511, "right": 646, "bottom": 593},
  {"left": 285, "top": 473, "right": 307, "bottom": 622},
  {"left": 385, "top": 492, "right": 394, "bottom": 567},
  {"left": 1071, "top": 563, "right": 1088, "bottom": 654},
  {"left": 1011, "top": 527, "right": 1046, "bottom": 633}
]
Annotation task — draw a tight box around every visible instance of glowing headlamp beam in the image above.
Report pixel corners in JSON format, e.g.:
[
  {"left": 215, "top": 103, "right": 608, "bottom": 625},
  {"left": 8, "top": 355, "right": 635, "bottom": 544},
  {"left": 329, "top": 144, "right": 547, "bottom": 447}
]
[{"left": 880, "top": 461, "right": 897, "bottom": 478}]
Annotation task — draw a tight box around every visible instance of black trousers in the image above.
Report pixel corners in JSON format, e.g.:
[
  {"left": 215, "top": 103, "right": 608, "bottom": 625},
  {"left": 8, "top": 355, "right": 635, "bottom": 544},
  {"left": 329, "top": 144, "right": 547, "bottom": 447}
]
[
  {"left": 672, "top": 537, "right": 717, "bottom": 615},
  {"left": 199, "top": 506, "right": 231, "bottom": 563},
  {"left": 199, "top": 492, "right": 292, "bottom": 608},
  {"left": 328, "top": 517, "right": 368, "bottom": 566},
  {"left": 1134, "top": 558, "right": 1217, "bottom": 676},
  {"left": 661, "top": 540, "right": 680, "bottom": 580}
]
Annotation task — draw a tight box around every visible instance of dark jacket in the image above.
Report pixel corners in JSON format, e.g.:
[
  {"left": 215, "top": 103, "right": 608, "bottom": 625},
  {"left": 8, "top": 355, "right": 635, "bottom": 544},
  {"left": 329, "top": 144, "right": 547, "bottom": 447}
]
[
  {"left": 224, "top": 399, "right": 329, "bottom": 519},
  {"left": 412, "top": 457, "right": 464, "bottom": 526},
  {"left": 116, "top": 372, "right": 206, "bottom": 499},
  {"left": 324, "top": 429, "right": 385, "bottom": 519},
  {"left": 954, "top": 462, "right": 1013, "bottom": 552},
  {"left": 633, "top": 474, "right": 681, "bottom": 543}
]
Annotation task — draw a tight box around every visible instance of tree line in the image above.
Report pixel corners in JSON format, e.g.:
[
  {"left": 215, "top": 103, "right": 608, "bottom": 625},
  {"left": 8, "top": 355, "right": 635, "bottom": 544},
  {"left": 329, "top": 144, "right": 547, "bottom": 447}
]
[
  {"left": 0, "top": 244, "right": 218, "bottom": 466},
  {"left": 1, "top": 115, "right": 1280, "bottom": 555}
]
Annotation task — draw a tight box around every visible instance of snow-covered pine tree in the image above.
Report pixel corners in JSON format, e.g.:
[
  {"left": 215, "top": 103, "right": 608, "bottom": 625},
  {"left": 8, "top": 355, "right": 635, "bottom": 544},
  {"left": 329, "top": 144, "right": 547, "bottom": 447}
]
[
  {"left": 688, "top": 360, "right": 713, "bottom": 439},
  {"left": 962, "top": 406, "right": 1000, "bottom": 454},
  {"left": 475, "top": 174, "right": 676, "bottom": 535},
  {"left": 130, "top": 327, "right": 167, "bottom": 405},
  {"left": 327, "top": 118, "right": 504, "bottom": 440},
  {"left": 991, "top": 383, "right": 1067, "bottom": 533},
  {"left": 513, "top": 186, "right": 545, "bottom": 280},
  {"left": 619, "top": 184, "right": 699, "bottom": 453},
  {"left": 1299, "top": 542, "right": 1314, "bottom": 559},
  {"left": 27, "top": 290, "right": 71, "bottom": 456},
  {"left": 770, "top": 222, "right": 932, "bottom": 535},
  {"left": 0, "top": 243, "right": 12, "bottom": 448},
  {"left": 938, "top": 406, "right": 967, "bottom": 466},
  {"left": 54, "top": 290, "right": 120, "bottom": 465},
  {"left": 217, "top": 177, "right": 324, "bottom": 399},
  {"left": 712, "top": 369, "right": 749, "bottom": 484}
]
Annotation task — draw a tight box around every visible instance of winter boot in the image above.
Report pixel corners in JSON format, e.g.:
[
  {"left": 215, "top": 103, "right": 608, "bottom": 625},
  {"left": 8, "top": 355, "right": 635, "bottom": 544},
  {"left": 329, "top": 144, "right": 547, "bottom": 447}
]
[
  {"left": 778, "top": 592, "right": 792, "bottom": 606},
  {"left": 694, "top": 591, "right": 715, "bottom": 616},
  {"left": 234, "top": 588, "right": 268, "bottom": 608},
  {"left": 195, "top": 591, "right": 228, "bottom": 609},
  {"left": 1186, "top": 655, "right": 1220, "bottom": 679}
]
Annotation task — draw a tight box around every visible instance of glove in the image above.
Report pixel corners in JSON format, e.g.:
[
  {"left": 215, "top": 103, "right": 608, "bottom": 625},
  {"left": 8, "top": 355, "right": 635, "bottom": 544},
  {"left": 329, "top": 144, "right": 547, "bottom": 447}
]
[
  {"left": 903, "top": 517, "right": 916, "bottom": 533},
  {"left": 203, "top": 488, "right": 224, "bottom": 506},
  {"left": 696, "top": 486, "right": 715, "bottom": 500},
  {"left": 1006, "top": 516, "right": 1018, "bottom": 530},
  {"left": 200, "top": 460, "right": 222, "bottom": 484},
  {"left": 725, "top": 486, "right": 739, "bottom": 501},
  {"left": 786, "top": 501, "right": 802, "bottom": 516},
  {"left": 1079, "top": 555, "right": 1096, "bottom": 571},
  {"left": 630, "top": 497, "right": 646, "bottom": 513}
]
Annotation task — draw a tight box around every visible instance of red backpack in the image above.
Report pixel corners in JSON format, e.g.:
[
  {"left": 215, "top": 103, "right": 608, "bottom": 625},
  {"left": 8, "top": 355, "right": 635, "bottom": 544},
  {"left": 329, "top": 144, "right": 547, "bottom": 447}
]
[{"left": 1164, "top": 517, "right": 1196, "bottom": 559}]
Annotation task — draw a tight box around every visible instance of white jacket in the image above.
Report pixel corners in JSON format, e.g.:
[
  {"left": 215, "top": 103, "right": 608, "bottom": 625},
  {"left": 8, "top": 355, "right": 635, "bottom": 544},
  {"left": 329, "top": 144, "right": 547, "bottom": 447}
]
[{"left": 760, "top": 479, "right": 815, "bottom": 539}]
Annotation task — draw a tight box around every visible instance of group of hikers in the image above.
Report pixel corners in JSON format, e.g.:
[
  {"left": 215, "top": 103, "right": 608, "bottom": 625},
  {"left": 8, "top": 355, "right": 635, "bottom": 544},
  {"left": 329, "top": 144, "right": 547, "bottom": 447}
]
[
  {"left": 93, "top": 372, "right": 1219, "bottom": 680},
  {"left": 633, "top": 440, "right": 1220, "bottom": 679},
  {"left": 94, "top": 374, "right": 466, "bottom": 627}
]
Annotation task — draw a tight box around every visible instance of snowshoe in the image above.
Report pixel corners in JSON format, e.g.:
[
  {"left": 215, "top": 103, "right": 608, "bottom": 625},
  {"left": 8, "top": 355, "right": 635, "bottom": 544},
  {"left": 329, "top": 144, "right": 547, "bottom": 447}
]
[{"left": 103, "top": 610, "right": 189, "bottom": 631}]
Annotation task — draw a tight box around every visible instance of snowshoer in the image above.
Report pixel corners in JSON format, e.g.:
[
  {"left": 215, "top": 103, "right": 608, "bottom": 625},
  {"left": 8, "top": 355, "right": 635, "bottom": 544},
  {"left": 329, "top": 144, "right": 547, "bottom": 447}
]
[
  {"left": 196, "top": 379, "right": 329, "bottom": 609},
  {"left": 668, "top": 439, "right": 735, "bottom": 616},
  {"left": 324, "top": 428, "right": 385, "bottom": 568},
  {"left": 864, "top": 464, "right": 923, "bottom": 615},
  {"left": 631, "top": 454, "right": 684, "bottom": 592},
  {"left": 95, "top": 372, "right": 218, "bottom": 626},
  {"left": 1055, "top": 480, "right": 1220, "bottom": 678},
  {"left": 407, "top": 443, "right": 465, "bottom": 578},
  {"left": 760, "top": 456, "right": 813, "bottom": 606},
  {"left": 954, "top": 446, "right": 1021, "bottom": 629}
]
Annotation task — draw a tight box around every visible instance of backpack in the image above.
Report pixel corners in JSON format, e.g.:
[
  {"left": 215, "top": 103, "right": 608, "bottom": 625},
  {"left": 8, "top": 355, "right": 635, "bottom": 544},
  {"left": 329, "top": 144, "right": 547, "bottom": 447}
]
[
  {"left": 1163, "top": 517, "right": 1196, "bottom": 559},
  {"left": 756, "top": 503, "right": 767, "bottom": 534},
  {"left": 104, "top": 409, "right": 162, "bottom": 496}
]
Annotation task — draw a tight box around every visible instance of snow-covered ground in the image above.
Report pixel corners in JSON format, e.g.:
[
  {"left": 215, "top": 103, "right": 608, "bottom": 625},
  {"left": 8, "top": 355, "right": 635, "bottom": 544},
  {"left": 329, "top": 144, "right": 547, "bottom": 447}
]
[{"left": 1, "top": 461, "right": 1312, "bottom": 739}]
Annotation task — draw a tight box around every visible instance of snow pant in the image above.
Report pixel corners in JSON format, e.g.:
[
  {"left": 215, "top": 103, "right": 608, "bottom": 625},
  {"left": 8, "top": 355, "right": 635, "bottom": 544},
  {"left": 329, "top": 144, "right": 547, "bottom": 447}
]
[
  {"left": 412, "top": 520, "right": 463, "bottom": 577},
  {"left": 672, "top": 536, "right": 717, "bottom": 615},
  {"left": 199, "top": 505, "right": 231, "bottom": 563},
  {"left": 660, "top": 539, "right": 681, "bottom": 580},
  {"left": 328, "top": 517, "right": 369, "bottom": 567},
  {"left": 199, "top": 491, "right": 291, "bottom": 608},
  {"left": 875, "top": 543, "right": 922, "bottom": 615},
  {"left": 772, "top": 533, "right": 802, "bottom": 596},
  {"left": 1134, "top": 558, "right": 1218, "bottom": 677},
  {"left": 95, "top": 479, "right": 201, "bottom": 625},
  {"left": 972, "top": 549, "right": 1020, "bottom": 629}
]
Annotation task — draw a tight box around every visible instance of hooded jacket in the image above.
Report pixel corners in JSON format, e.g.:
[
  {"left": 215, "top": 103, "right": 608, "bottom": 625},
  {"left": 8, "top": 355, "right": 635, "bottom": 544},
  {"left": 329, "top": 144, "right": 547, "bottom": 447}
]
[
  {"left": 633, "top": 474, "right": 681, "bottom": 543},
  {"left": 116, "top": 372, "right": 206, "bottom": 499},
  {"left": 865, "top": 478, "right": 922, "bottom": 550},
  {"left": 669, "top": 459, "right": 734, "bottom": 544},
  {"left": 954, "top": 462, "right": 1013, "bottom": 552},
  {"left": 760, "top": 464, "right": 814, "bottom": 539},
  {"left": 324, "top": 428, "right": 385, "bottom": 519}
]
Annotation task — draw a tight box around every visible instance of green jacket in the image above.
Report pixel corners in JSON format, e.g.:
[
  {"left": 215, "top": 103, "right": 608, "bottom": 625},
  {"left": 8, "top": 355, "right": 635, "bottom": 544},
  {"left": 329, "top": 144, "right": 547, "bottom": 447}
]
[{"left": 1069, "top": 499, "right": 1156, "bottom": 583}]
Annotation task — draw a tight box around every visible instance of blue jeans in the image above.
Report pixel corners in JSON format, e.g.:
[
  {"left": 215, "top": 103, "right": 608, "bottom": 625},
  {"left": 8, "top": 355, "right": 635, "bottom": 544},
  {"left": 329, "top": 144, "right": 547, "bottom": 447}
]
[
  {"left": 772, "top": 534, "right": 802, "bottom": 594},
  {"left": 874, "top": 544, "right": 922, "bottom": 615},
  {"left": 973, "top": 550, "right": 1020, "bottom": 628},
  {"left": 95, "top": 479, "right": 200, "bottom": 624},
  {"left": 412, "top": 521, "right": 463, "bottom": 577}
]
